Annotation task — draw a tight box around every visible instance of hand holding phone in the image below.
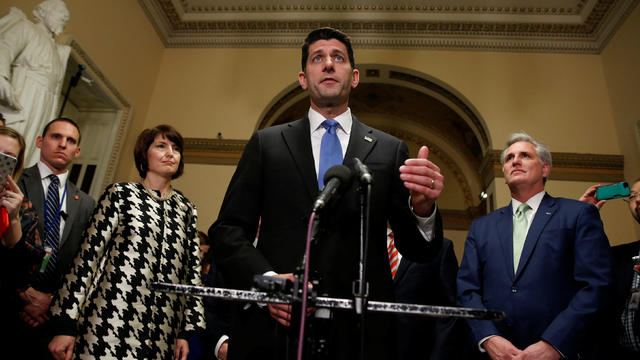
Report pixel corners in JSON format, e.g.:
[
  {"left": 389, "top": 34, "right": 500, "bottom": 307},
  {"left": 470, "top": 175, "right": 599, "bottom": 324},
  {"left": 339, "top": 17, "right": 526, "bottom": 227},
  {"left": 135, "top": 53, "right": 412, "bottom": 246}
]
[
  {"left": 0, "top": 152, "right": 17, "bottom": 187},
  {"left": 595, "top": 182, "right": 630, "bottom": 201}
]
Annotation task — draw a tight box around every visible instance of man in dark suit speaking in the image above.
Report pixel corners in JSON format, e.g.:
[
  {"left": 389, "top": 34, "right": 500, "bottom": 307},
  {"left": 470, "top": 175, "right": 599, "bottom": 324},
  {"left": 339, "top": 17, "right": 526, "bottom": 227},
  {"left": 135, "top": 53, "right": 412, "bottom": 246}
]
[
  {"left": 209, "top": 27, "right": 445, "bottom": 360},
  {"left": 457, "top": 133, "right": 611, "bottom": 359}
]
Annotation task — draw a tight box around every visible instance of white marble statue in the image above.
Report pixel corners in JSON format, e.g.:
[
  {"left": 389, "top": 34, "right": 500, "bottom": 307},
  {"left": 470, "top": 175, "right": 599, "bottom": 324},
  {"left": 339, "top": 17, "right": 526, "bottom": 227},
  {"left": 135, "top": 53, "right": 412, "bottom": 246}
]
[{"left": 0, "top": 0, "right": 71, "bottom": 167}]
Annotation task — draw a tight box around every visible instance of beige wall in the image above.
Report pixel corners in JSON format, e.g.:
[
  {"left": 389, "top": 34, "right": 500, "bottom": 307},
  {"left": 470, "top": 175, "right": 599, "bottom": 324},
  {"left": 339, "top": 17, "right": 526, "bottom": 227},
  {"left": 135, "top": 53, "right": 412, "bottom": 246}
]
[
  {"left": 2, "top": 0, "right": 165, "bottom": 182},
  {"left": 601, "top": 6, "right": 640, "bottom": 240},
  {"left": 150, "top": 45, "right": 633, "bottom": 254},
  {"left": 4, "top": 1, "right": 638, "bottom": 258}
]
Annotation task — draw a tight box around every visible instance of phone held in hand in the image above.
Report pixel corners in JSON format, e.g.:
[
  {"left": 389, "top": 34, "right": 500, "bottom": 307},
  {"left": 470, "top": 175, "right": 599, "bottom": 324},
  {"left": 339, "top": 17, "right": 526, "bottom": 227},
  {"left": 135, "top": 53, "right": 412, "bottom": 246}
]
[
  {"left": 595, "top": 182, "right": 630, "bottom": 201},
  {"left": 0, "top": 152, "right": 17, "bottom": 186}
]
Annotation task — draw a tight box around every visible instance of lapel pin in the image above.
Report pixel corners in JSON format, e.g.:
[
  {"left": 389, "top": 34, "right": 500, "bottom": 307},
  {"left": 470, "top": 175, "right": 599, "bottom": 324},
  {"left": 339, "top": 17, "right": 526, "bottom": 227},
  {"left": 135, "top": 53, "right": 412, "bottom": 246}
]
[
  {"left": 545, "top": 212, "right": 552, "bottom": 215},
  {"left": 74, "top": 194, "right": 79, "bottom": 200},
  {"left": 364, "top": 136, "right": 373, "bottom": 142}
]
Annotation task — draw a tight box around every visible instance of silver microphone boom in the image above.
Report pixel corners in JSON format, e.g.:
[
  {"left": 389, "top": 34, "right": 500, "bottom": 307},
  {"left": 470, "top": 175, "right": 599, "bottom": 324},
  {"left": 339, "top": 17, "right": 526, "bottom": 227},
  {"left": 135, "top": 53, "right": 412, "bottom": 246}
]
[{"left": 151, "top": 282, "right": 504, "bottom": 320}]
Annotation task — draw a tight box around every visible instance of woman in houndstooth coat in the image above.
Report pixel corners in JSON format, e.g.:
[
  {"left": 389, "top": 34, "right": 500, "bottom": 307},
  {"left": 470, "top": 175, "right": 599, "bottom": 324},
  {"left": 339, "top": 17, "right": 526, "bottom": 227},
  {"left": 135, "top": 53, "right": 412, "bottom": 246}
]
[{"left": 49, "top": 125, "right": 205, "bottom": 360}]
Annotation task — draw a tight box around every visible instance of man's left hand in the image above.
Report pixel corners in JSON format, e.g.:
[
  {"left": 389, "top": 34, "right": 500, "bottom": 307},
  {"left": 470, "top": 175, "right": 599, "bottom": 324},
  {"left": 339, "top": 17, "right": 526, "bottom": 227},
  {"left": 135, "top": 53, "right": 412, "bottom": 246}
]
[
  {"left": 513, "top": 340, "right": 561, "bottom": 360},
  {"left": 18, "top": 287, "right": 52, "bottom": 327},
  {"left": 174, "top": 338, "right": 189, "bottom": 360},
  {"left": 399, "top": 145, "right": 443, "bottom": 217},
  {"left": 578, "top": 184, "right": 606, "bottom": 210}
]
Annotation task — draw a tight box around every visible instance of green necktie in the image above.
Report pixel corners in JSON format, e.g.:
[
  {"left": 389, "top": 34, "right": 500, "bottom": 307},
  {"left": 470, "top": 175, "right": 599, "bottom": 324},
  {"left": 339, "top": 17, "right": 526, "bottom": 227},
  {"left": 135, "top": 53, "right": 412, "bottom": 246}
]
[{"left": 513, "top": 203, "right": 531, "bottom": 273}]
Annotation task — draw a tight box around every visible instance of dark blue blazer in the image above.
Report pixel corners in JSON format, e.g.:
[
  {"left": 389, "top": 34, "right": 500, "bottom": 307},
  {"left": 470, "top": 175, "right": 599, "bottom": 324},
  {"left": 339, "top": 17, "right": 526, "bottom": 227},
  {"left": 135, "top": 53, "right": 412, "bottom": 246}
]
[{"left": 457, "top": 193, "right": 611, "bottom": 357}]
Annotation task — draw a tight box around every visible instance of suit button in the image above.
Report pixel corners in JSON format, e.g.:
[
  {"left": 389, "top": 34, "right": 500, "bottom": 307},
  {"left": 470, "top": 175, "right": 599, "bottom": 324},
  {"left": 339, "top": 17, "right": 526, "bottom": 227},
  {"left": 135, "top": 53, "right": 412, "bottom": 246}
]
[{"left": 511, "top": 287, "right": 517, "bottom": 293}]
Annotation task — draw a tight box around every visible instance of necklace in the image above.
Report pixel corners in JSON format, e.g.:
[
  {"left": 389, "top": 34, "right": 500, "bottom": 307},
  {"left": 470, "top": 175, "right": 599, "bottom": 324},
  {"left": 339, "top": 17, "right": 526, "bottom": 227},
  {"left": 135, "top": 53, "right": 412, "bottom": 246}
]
[{"left": 140, "top": 180, "right": 174, "bottom": 201}]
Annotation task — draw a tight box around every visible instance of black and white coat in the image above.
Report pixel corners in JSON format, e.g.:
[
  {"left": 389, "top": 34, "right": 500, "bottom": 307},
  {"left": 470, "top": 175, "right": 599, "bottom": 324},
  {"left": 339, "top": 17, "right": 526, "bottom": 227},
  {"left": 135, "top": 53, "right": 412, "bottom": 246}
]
[{"left": 51, "top": 182, "right": 205, "bottom": 359}]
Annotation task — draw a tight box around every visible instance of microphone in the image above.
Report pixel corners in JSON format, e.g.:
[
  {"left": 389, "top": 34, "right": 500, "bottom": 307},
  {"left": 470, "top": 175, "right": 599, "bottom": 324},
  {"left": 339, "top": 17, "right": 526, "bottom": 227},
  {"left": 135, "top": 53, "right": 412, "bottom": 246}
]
[
  {"left": 353, "top": 157, "right": 373, "bottom": 184},
  {"left": 313, "top": 165, "right": 354, "bottom": 212}
]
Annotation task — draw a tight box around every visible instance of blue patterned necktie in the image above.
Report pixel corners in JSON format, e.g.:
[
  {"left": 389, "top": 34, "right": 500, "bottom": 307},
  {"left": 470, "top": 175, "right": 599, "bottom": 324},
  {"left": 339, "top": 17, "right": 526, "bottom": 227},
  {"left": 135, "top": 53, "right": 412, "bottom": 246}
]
[
  {"left": 512, "top": 203, "right": 531, "bottom": 273},
  {"left": 43, "top": 174, "right": 61, "bottom": 276},
  {"left": 318, "top": 119, "right": 343, "bottom": 189}
]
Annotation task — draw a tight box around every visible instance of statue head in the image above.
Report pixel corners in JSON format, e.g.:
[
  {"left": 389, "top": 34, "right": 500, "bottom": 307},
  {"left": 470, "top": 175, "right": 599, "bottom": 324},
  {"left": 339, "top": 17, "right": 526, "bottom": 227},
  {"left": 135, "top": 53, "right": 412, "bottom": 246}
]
[{"left": 33, "top": 0, "right": 70, "bottom": 36}]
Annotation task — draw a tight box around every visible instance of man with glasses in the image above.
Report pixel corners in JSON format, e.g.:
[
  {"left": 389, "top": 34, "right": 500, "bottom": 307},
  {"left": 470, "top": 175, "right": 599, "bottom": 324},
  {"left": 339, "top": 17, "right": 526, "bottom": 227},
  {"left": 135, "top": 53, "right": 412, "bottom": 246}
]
[
  {"left": 581, "top": 180, "right": 640, "bottom": 358},
  {"left": 600, "top": 180, "right": 640, "bottom": 357}
]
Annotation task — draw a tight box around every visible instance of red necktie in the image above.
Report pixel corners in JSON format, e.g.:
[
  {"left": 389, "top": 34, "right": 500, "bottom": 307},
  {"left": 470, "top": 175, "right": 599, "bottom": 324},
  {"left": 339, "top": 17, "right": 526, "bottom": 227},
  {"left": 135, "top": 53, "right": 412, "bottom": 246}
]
[{"left": 387, "top": 232, "right": 399, "bottom": 278}]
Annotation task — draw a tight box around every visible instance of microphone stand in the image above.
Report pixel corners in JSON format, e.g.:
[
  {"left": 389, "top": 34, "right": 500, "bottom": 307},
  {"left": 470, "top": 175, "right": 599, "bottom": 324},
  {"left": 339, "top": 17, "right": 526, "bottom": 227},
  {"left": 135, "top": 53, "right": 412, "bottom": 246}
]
[
  {"left": 353, "top": 180, "right": 371, "bottom": 360},
  {"left": 295, "top": 211, "right": 318, "bottom": 360},
  {"left": 58, "top": 64, "right": 86, "bottom": 117}
]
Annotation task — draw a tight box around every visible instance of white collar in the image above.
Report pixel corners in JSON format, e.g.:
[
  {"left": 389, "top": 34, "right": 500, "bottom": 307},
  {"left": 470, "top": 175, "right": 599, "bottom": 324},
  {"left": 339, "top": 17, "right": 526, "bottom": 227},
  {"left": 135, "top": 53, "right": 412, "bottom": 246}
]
[
  {"left": 511, "top": 190, "right": 546, "bottom": 215},
  {"left": 308, "top": 107, "right": 352, "bottom": 135},
  {"left": 37, "top": 161, "right": 69, "bottom": 187}
]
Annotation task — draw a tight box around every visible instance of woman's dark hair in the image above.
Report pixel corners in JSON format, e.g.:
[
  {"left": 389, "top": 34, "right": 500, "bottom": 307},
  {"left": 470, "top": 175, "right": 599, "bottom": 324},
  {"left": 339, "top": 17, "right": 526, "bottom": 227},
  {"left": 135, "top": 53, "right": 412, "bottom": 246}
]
[
  {"left": 134, "top": 125, "right": 184, "bottom": 180},
  {"left": 0, "top": 126, "right": 26, "bottom": 179}
]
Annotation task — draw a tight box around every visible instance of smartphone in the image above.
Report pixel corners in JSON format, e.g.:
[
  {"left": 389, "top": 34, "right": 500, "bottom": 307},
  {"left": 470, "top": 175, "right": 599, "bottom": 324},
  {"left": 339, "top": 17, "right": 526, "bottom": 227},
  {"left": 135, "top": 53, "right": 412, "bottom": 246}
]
[
  {"left": 596, "top": 182, "right": 630, "bottom": 201},
  {"left": 0, "top": 152, "right": 17, "bottom": 186}
]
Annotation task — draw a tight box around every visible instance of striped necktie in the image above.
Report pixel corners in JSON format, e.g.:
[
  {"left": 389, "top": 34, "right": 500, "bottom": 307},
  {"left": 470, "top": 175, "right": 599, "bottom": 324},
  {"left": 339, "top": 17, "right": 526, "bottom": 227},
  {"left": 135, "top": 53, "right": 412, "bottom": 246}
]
[
  {"left": 388, "top": 232, "right": 399, "bottom": 278},
  {"left": 42, "top": 174, "right": 61, "bottom": 277}
]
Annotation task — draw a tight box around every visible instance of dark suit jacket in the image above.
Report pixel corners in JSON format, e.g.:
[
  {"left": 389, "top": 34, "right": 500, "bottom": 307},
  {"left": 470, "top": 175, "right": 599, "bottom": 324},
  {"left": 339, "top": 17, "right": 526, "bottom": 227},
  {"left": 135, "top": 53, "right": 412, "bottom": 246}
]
[
  {"left": 188, "top": 263, "right": 231, "bottom": 360},
  {"left": 394, "top": 238, "right": 469, "bottom": 360},
  {"left": 601, "top": 240, "right": 640, "bottom": 357},
  {"left": 18, "top": 164, "right": 96, "bottom": 293},
  {"left": 457, "top": 194, "right": 611, "bottom": 358},
  {"left": 210, "top": 116, "right": 443, "bottom": 360}
]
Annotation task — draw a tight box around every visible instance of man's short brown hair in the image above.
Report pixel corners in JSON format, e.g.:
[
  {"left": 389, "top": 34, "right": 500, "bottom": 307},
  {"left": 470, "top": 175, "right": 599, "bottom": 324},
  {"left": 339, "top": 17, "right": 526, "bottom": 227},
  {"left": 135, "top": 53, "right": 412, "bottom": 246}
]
[{"left": 42, "top": 117, "right": 82, "bottom": 144}]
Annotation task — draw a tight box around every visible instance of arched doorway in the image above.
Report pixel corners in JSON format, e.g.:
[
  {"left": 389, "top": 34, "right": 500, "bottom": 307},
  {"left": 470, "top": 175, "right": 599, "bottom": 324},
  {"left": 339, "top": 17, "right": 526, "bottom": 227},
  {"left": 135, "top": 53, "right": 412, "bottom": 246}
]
[{"left": 257, "top": 64, "right": 491, "bottom": 243}]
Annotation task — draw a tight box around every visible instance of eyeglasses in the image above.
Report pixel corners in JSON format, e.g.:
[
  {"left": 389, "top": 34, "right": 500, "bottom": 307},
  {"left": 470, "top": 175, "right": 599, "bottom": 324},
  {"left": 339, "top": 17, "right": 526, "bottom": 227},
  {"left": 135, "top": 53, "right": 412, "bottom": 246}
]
[{"left": 623, "top": 193, "right": 639, "bottom": 203}]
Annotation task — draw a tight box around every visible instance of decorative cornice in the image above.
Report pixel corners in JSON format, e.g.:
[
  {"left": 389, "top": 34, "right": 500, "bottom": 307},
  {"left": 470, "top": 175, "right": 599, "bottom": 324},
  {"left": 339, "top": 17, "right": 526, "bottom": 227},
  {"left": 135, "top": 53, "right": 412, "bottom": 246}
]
[
  {"left": 179, "top": 2, "right": 589, "bottom": 14},
  {"left": 183, "top": 138, "right": 247, "bottom": 165},
  {"left": 185, "top": 139, "right": 625, "bottom": 185},
  {"left": 138, "top": 0, "right": 639, "bottom": 53},
  {"left": 481, "top": 149, "right": 625, "bottom": 184}
]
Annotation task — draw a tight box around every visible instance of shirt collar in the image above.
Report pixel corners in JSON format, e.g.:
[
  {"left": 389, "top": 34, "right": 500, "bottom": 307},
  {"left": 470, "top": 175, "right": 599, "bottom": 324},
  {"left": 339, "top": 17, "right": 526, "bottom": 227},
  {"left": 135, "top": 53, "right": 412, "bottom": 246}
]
[
  {"left": 511, "top": 190, "right": 546, "bottom": 215},
  {"left": 37, "top": 161, "right": 69, "bottom": 187},
  {"left": 308, "top": 107, "right": 352, "bottom": 135}
]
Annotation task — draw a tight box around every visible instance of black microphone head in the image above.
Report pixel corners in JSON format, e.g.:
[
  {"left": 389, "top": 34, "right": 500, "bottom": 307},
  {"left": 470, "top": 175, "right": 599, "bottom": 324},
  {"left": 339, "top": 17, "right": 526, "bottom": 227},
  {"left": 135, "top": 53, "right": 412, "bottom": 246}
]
[{"left": 323, "top": 164, "right": 353, "bottom": 190}]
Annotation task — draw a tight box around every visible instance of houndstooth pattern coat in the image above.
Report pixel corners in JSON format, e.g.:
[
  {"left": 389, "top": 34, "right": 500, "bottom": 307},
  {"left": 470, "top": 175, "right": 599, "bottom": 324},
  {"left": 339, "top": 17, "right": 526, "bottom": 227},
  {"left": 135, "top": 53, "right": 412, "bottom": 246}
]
[{"left": 51, "top": 182, "right": 205, "bottom": 359}]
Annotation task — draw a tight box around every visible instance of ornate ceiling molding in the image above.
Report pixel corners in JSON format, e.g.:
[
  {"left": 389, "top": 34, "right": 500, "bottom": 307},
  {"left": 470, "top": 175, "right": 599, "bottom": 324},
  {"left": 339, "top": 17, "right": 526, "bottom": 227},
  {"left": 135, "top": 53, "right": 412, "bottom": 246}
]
[{"left": 139, "top": 0, "right": 638, "bottom": 53}]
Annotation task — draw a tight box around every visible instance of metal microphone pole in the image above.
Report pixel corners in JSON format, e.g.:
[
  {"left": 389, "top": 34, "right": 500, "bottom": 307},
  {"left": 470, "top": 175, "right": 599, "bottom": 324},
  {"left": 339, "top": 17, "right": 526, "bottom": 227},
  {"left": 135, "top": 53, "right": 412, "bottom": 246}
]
[
  {"left": 354, "top": 180, "right": 371, "bottom": 360},
  {"left": 58, "top": 64, "right": 86, "bottom": 117}
]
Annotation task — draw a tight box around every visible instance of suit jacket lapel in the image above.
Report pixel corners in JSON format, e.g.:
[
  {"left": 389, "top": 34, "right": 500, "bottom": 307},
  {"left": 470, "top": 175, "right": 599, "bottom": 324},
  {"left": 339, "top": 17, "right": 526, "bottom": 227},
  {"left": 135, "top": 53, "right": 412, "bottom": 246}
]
[
  {"left": 60, "top": 181, "right": 78, "bottom": 246},
  {"left": 515, "top": 194, "right": 556, "bottom": 279},
  {"left": 281, "top": 117, "right": 318, "bottom": 200},
  {"left": 344, "top": 116, "right": 377, "bottom": 165},
  {"left": 497, "top": 205, "right": 516, "bottom": 282},
  {"left": 22, "top": 166, "right": 46, "bottom": 238}
]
